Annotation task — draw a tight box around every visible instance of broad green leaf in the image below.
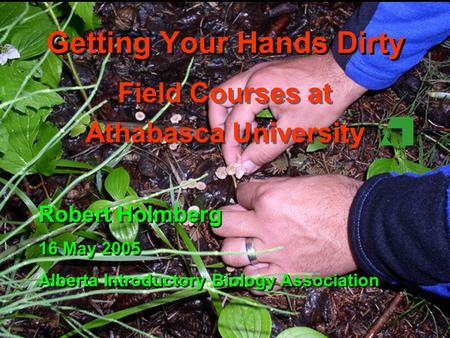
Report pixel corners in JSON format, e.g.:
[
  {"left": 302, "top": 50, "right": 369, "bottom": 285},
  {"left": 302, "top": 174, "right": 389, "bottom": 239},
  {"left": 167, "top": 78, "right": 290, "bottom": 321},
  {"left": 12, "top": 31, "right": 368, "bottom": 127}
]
[
  {"left": 0, "top": 124, "right": 8, "bottom": 146},
  {"left": 12, "top": 60, "right": 41, "bottom": 78},
  {"left": 41, "top": 53, "right": 62, "bottom": 88},
  {"left": 89, "top": 199, "right": 112, "bottom": 211},
  {"left": 69, "top": 2, "right": 100, "bottom": 31},
  {"left": 50, "top": 223, "right": 77, "bottom": 248},
  {"left": 9, "top": 6, "right": 55, "bottom": 59},
  {"left": 110, "top": 209, "right": 138, "bottom": 243},
  {"left": 306, "top": 136, "right": 328, "bottom": 152},
  {"left": 105, "top": 167, "right": 130, "bottom": 200},
  {"left": 0, "top": 114, "right": 61, "bottom": 175},
  {"left": 367, "top": 158, "right": 397, "bottom": 179},
  {"left": 0, "top": 3, "right": 27, "bottom": 28},
  {"left": 0, "top": 63, "right": 63, "bottom": 112},
  {"left": 277, "top": 327, "right": 327, "bottom": 338},
  {"left": 34, "top": 122, "right": 62, "bottom": 176},
  {"left": 69, "top": 114, "right": 90, "bottom": 137},
  {"left": 0, "top": 112, "right": 41, "bottom": 173},
  {"left": 218, "top": 297, "right": 272, "bottom": 338},
  {"left": 68, "top": 123, "right": 87, "bottom": 137},
  {"left": 397, "top": 158, "right": 430, "bottom": 175},
  {"left": 367, "top": 158, "right": 430, "bottom": 179}
]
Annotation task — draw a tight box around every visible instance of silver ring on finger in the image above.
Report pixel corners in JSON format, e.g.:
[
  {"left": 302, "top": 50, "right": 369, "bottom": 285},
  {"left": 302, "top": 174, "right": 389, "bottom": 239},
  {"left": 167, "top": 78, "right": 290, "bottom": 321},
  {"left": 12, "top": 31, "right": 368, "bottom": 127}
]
[{"left": 245, "top": 237, "right": 258, "bottom": 264}]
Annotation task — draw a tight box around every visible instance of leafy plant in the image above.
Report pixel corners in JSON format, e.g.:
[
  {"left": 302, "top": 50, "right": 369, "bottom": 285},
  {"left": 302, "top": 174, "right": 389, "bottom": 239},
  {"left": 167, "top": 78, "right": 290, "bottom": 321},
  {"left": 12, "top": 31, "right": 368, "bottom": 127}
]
[
  {"left": 218, "top": 297, "right": 272, "bottom": 338},
  {"left": 0, "top": 2, "right": 100, "bottom": 176},
  {"left": 367, "top": 128, "right": 430, "bottom": 179},
  {"left": 276, "top": 327, "right": 327, "bottom": 338},
  {"left": 89, "top": 168, "right": 139, "bottom": 243},
  {"left": 218, "top": 297, "right": 328, "bottom": 338},
  {"left": 306, "top": 136, "right": 328, "bottom": 153},
  {"left": 69, "top": 2, "right": 100, "bottom": 31}
]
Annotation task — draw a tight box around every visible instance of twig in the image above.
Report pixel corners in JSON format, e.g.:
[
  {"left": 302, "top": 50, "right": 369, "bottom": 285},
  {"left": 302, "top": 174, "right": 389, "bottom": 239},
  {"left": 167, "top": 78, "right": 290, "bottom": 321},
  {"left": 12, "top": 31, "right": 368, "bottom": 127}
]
[{"left": 365, "top": 292, "right": 404, "bottom": 338}]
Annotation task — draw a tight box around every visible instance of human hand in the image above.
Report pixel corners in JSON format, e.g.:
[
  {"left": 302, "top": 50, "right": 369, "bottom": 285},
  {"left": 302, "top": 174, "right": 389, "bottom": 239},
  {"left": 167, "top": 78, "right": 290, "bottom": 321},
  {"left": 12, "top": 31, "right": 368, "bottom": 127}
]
[
  {"left": 212, "top": 175, "right": 363, "bottom": 279},
  {"left": 208, "top": 53, "right": 367, "bottom": 174}
]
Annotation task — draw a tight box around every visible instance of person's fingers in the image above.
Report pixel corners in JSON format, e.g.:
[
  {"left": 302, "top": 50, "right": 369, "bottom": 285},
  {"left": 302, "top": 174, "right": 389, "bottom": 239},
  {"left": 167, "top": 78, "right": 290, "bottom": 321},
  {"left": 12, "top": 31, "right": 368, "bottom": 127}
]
[
  {"left": 235, "top": 180, "right": 267, "bottom": 210},
  {"left": 221, "top": 237, "right": 265, "bottom": 267},
  {"left": 243, "top": 263, "right": 283, "bottom": 294},
  {"left": 240, "top": 117, "right": 294, "bottom": 173},
  {"left": 211, "top": 209, "right": 258, "bottom": 238},
  {"left": 236, "top": 177, "right": 289, "bottom": 209},
  {"left": 208, "top": 63, "right": 268, "bottom": 130},
  {"left": 219, "top": 204, "right": 248, "bottom": 212},
  {"left": 243, "top": 263, "right": 282, "bottom": 280},
  {"left": 223, "top": 100, "right": 267, "bottom": 165},
  {"left": 208, "top": 99, "right": 228, "bottom": 130}
]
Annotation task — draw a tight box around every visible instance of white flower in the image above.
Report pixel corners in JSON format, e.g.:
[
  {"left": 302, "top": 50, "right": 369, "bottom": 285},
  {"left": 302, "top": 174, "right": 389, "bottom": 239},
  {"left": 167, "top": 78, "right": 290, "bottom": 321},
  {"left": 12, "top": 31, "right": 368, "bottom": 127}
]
[{"left": 0, "top": 44, "right": 20, "bottom": 65}]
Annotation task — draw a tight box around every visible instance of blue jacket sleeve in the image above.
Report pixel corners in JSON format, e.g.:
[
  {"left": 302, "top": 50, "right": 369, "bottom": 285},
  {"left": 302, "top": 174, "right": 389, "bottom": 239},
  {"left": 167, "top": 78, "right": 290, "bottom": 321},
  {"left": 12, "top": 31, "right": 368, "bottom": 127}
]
[
  {"left": 348, "top": 165, "right": 450, "bottom": 298},
  {"left": 332, "top": 2, "right": 450, "bottom": 89}
]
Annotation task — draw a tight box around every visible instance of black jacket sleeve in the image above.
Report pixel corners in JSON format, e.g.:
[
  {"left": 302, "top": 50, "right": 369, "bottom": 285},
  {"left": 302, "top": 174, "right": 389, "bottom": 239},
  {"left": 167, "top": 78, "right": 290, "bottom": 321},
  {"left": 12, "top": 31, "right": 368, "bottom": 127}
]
[{"left": 348, "top": 166, "right": 450, "bottom": 298}]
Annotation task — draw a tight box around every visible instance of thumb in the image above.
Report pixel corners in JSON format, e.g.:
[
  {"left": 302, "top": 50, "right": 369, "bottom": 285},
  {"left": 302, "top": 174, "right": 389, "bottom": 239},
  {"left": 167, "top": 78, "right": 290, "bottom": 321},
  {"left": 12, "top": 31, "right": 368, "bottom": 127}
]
[
  {"left": 240, "top": 118, "right": 293, "bottom": 174},
  {"left": 222, "top": 101, "right": 267, "bottom": 166}
]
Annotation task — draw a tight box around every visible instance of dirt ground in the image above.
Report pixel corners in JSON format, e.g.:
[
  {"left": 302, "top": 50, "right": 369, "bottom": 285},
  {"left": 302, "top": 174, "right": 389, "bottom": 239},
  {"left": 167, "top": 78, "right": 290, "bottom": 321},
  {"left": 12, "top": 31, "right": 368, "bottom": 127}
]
[{"left": 3, "top": 2, "right": 450, "bottom": 337}]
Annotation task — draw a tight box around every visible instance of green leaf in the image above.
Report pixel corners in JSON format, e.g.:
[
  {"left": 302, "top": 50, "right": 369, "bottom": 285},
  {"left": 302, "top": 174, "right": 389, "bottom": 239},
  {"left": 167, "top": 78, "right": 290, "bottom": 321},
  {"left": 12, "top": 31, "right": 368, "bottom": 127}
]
[
  {"left": 256, "top": 108, "right": 274, "bottom": 118},
  {"left": 277, "top": 327, "right": 327, "bottom": 338},
  {"left": 9, "top": 6, "right": 56, "bottom": 59},
  {"left": 0, "top": 62, "right": 63, "bottom": 112},
  {"left": 41, "top": 53, "right": 62, "bottom": 88},
  {"left": 397, "top": 158, "right": 430, "bottom": 175},
  {"left": 0, "top": 112, "right": 41, "bottom": 174},
  {"left": 34, "top": 122, "right": 62, "bottom": 176},
  {"left": 218, "top": 297, "right": 272, "bottom": 338},
  {"left": 367, "top": 158, "right": 430, "bottom": 179},
  {"left": 89, "top": 199, "right": 112, "bottom": 211},
  {"left": 306, "top": 136, "right": 328, "bottom": 153},
  {"left": 105, "top": 168, "right": 130, "bottom": 200},
  {"left": 69, "top": 114, "right": 90, "bottom": 137},
  {"left": 69, "top": 2, "right": 100, "bottom": 31},
  {"left": 50, "top": 224, "right": 77, "bottom": 248},
  {"left": 367, "top": 158, "right": 397, "bottom": 179},
  {"left": 0, "top": 114, "right": 61, "bottom": 175},
  {"left": 0, "top": 3, "right": 27, "bottom": 28},
  {"left": 0, "top": 124, "right": 8, "bottom": 146},
  {"left": 110, "top": 209, "right": 138, "bottom": 243}
]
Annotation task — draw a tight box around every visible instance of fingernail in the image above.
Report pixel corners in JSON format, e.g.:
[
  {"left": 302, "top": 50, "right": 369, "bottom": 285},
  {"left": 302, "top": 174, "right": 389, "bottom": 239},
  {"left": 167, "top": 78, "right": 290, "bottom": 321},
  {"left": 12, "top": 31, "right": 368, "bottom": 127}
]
[{"left": 242, "top": 160, "right": 257, "bottom": 174}]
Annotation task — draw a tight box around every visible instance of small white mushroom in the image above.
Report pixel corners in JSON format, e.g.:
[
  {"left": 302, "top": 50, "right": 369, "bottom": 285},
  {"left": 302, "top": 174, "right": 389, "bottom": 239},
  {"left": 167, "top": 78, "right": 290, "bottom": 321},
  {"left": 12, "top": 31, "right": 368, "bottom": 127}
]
[
  {"left": 169, "top": 142, "right": 179, "bottom": 150},
  {"left": 170, "top": 114, "right": 182, "bottom": 124},
  {"left": 215, "top": 166, "right": 228, "bottom": 180},
  {"left": 183, "top": 220, "right": 194, "bottom": 227},
  {"left": 186, "top": 178, "right": 197, "bottom": 189},
  {"left": 195, "top": 181, "right": 206, "bottom": 191},
  {"left": 226, "top": 163, "right": 237, "bottom": 176},
  {"left": 135, "top": 111, "right": 146, "bottom": 121},
  {"left": 235, "top": 164, "right": 246, "bottom": 179},
  {"left": 188, "top": 205, "right": 200, "bottom": 213},
  {"left": 179, "top": 180, "right": 189, "bottom": 189}
]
